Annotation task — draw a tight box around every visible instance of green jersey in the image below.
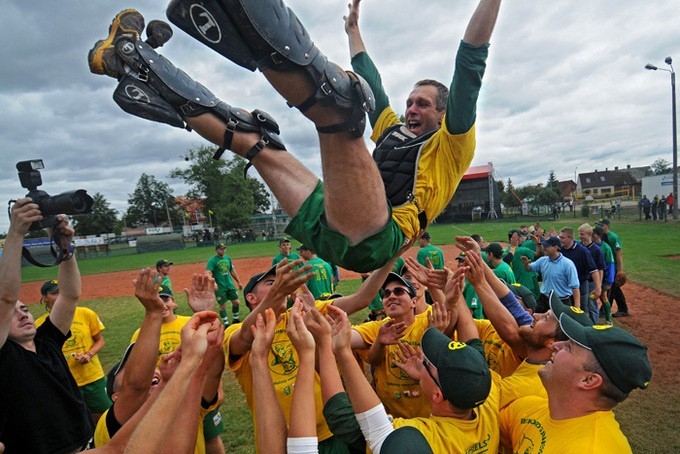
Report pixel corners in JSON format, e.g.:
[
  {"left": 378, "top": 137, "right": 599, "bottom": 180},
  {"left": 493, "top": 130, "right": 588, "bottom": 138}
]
[
  {"left": 463, "top": 281, "right": 484, "bottom": 319},
  {"left": 159, "top": 275, "right": 173, "bottom": 294},
  {"left": 416, "top": 245, "right": 445, "bottom": 269},
  {"left": 504, "top": 246, "right": 539, "bottom": 297},
  {"left": 305, "top": 257, "right": 334, "bottom": 300},
  {"left": 272, "top": 252, "right": 301, "bottom": 266},
  {"left": 206, "top": 255, "right": 236, "bottom": 291},
  {"left": 492, "top": 261, "right": 516, "bottom": 285},
  {"left": 392, "top": 257, "right": 405, "bottom": 274}
]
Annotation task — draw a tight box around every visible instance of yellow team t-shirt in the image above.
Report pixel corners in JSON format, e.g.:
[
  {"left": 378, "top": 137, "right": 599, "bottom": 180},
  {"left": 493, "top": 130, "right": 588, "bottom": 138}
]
[
  {"left": 223, "top": 300, "right": 334, "bottom": 448},
  {"left": 371, "top": 107, "right": 476, "bottom": 242},
  {"left": 499, "top": 360, "right": 547, "bottom": 410},
  {"left": 35, "top": 307, "right": 106, "bottom": 386},
  {"left": 129, "top": 315, "right": 191, "bottom": 357},
  {"left": 392, "top": 372, "right": 501, "bottom": 453},
  {"left": 500, "top": 396, "right": 632, "bottom": 453},
  {"left": 474, "top": 319, "right": 522, "bottom": 378},
  {"left": 353, "top": 310, "right": 432, "bottom": 419}
]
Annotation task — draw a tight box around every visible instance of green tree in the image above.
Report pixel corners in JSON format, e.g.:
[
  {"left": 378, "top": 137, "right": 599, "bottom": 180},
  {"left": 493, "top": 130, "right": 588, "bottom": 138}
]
[
  {"left": 171, "top": 146, "right": 270, "bottom": 230},
  {"left": 126, "top": 174, "right": 181, "bottom": 227},
  {"left": 502, "top": 178, "right": 521, "bottom": 208},
  {"left": 72, "top": 193, "right": 118, "bottom": 235},
  {"left": 651, "top": 158, "right": 672, "bottom": 175},
  {"left": 546, "top": 170, "right": 558, "bottom": 189}
]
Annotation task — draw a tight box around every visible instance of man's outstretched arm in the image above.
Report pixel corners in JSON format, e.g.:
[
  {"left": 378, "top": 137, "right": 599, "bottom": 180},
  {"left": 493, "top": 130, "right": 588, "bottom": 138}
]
[
  {"left": 463, "top": 0, "right": 502, "bottom": 47},
  {"left": 0, "top": 199, "right": 42, "bottom": 349}
]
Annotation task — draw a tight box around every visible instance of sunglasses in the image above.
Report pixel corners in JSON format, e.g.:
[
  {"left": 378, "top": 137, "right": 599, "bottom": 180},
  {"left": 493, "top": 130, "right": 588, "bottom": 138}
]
[
  {"left": 422, "top": 358, "right": 443, "bottom": 391},
  {"left": 380, "top": 287, "right": 413, "bottom": 298}
]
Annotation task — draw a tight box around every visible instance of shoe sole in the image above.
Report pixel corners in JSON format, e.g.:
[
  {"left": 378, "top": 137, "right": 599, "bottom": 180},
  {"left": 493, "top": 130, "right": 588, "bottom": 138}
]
[{"left": 89, "top": 9, "right": 144, "bottom": 76}]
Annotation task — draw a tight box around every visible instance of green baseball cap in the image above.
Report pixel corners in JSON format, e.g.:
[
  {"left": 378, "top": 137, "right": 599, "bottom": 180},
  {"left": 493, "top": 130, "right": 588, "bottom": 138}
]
[
  {"left": 421, "top": 327, "right": 491, "bottom": 409},
  {"left": 559, "top": 314, "right": 652, "bottom": 394},
  {"left": 381, "top": 272, "right": 416, "bottom": 298},
  {"left": 158, "top": 284, "right": 174, "bottom": 298},
  {"left": 40, "top": 279, "right": 59, "bottom": 295},
  {"left": 549, "top": 290, "right": 593, "bottom": 327},
  {"left": 506, "top": 281, "right": 537, "bottom": 312},
  {"left": 380, "top": 427, "right": 433, "bottom": 454}
]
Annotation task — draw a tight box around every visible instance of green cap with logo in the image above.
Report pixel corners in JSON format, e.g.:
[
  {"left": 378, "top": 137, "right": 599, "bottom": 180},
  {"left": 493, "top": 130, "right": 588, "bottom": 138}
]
[
  {"left": 40, "top": 279, "right": 59, "bottom": 295},
  {"left": 559, "top": 314, "right": 652, "bottom": 394},
  {"left": 549, "top": 290, "right": 593, "bottom": 327},
  {"left": 421, "top": 327, "right": 491, "bottom": 409},
  {"left": 158, "top": 284, "right": 174, "bottom": 298}
]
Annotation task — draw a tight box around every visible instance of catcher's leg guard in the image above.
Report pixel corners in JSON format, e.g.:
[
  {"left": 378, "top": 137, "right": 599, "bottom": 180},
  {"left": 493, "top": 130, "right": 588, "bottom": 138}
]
[
  {"left": 166, "top": 0, "right": 375, "bottom": 137},
  {"left": 109, "top": 36, "right": 284, "bottom": 172}
]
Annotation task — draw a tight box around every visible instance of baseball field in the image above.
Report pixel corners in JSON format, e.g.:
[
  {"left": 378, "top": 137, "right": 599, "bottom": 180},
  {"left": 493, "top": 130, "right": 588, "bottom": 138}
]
[{"left": 22, "top": 217, "right": 680, "bottom": 453}]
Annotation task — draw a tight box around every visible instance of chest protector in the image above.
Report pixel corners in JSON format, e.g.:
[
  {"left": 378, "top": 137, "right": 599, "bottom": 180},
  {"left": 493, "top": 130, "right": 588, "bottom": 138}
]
[{"left": 373, "top": 124, "right": 435, "bottom": 208}]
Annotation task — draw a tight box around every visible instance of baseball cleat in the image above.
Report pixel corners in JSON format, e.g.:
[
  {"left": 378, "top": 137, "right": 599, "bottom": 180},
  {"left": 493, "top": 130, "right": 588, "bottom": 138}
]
[{"left": 88, "top": 9, "right": 145, "bottom": 78}]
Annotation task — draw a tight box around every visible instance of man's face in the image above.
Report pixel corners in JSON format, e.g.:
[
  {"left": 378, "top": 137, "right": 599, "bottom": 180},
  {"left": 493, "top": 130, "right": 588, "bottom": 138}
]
[
  {"left": 279, "top": 242, "right": 291, "bottom": 255},
  {"left": 405, "top": 85, "right": 444, "bottom": 136},
  {"left": 160, "top": 296, "right": 178, "bottom": 322},
  {"left": 401, "top": 271, "right": 423, "bottom": 298},
  {"left": 578, "top": 229, "right": 590, "bottom": 244},
  {"left": 299, "top": 249, "right": 312, "bottom": 260},
  {"left": 558, "top": 232, "right": 573, "bottom": 249},
  {"left": 418, "top": 237, "right": 428, "bottom": 247},
  {"left": 246, "top": 276, "right": 279, "bottom": 311},
  {"left": 216, "top": 247, "right": 226, "bottom": 257},
  {"left": 381, "top": 282, "right": 416, "bottom": 319},
  {"left": 42, "top": 291, "right": 59, "bottom": 309},
  {"left": 158, "top": 264, "right": 171, "bottom": 277},
  {"left": 518, "top": 310, "right": 559, "bottom": 349},
  {"left": 510, "top": 232, "right": 520, "bottom": 245},
  {"left": 538, "top": 339, "right": 593, "bottom": 391},
  {"left": 544, "top": 244, "right": 559, "bottom": 257},
  {"left": 9, "top": 301, "right": 36, "bottom": 343}
]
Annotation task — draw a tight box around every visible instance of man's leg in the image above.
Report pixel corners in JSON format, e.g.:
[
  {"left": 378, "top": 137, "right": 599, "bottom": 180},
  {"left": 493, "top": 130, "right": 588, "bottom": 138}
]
[
  {"left": 230, "top": 298, "right": 240, "bottom": 323},
  {"left": 610, "top": 282, "right": 629, "bottom": 316}
]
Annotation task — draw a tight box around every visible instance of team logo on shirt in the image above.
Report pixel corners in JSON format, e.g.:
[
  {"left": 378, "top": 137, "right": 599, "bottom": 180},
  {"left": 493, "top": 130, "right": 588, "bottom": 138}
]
[{"left": 269, "top": 341, "right": 298, "bottom": 375}]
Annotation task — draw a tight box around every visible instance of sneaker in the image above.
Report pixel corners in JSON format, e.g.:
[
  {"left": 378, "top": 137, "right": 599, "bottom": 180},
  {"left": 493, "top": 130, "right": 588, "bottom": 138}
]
[
  {"left": 612, "top": 311, "right": 630, "bottom": 318},
  {"left": 88, "top": 9, "right": 145, "bottom": 78}
]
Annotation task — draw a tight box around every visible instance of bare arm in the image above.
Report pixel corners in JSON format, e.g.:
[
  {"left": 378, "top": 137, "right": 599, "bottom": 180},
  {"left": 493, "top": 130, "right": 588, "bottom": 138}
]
[
  {"left": 230, "top": 267, "right": 243, "bottom": 291},
  {"left": 343, "top": 0, "right": 367, "bottom": 58},
  {"left": 75, "top": 331, "right": 105, "bottom": 365},
  {"left": 45, "top": 217, "right": 81, "bottom": 335},
  {"left": 333, "top": 254, "right": 398, "bottom": 315},
  {"left": 462, "top": 0, "right": 502, "bottom": 47},
  {"left": 305, "top": 308, "right": 344, "bottom": 404},
  {"left": 0, "top": 199, "right": 41, "bottom": 349},
  {"left": 287, "top": 302, "right": 317, "bottom": 440},
  {"left": 229, "top": 260, "right": 311, "bottom": 356},
  {"left": 251, "top": 309, "right": 286, "bottom": 454},
  {"left": 114, "top": 268, "right": 165, "bottom": 425}
]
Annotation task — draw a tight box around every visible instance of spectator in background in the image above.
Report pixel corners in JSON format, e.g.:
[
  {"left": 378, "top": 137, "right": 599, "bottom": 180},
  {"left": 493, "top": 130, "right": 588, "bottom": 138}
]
[
  {"left": 297, "top": 245, "right": 334, "bottom": 300},
  {"left": 668, "top": 192, "right": 675, "bottom": 215},
  {"left": 639, "top": 195, "right": 651, "bottom": 220},
  {"left": 659, "top": 194, "right": 667, "bottom": 221},
  {"left": 155, "top": 259, "right": 173, "bottom": 293},
  {"left": 35, "top": 279, "right": 111, "bottom": 424},
  {"left": 651, "top": 196, "right": 659, "bottom": 221},
  {"left": 206, "top": 243, "right": 243, "bottom": 326},
  {"left": 482, "top": 243, "right": 516, "bottom": 284},
  {"left": 272, "top": 237, "right": 300, "bottom": 266}
]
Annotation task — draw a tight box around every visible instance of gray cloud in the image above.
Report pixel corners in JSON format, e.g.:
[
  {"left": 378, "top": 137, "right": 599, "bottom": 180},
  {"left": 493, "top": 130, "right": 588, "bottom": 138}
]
[{"left": 1, "top": 0, "right": 678, "bottom": 233}]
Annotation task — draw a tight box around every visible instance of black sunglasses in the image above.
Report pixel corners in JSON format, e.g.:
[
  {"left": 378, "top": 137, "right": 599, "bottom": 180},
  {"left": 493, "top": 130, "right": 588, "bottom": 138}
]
[{"left": 380, "top": 287, "right": 413, "bottom": 298}]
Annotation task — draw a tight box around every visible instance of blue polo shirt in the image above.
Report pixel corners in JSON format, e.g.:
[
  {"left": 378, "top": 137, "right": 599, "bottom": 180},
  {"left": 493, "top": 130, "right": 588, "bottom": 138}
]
[
  {"left": 529, "top": 253, "right": 579, "bottom": 298},
  {"left": 560, "top": 242, "right": 597, "bottom": 284},
  {"left": 583, "top": 241, "right": 605, "bottom": 272}
]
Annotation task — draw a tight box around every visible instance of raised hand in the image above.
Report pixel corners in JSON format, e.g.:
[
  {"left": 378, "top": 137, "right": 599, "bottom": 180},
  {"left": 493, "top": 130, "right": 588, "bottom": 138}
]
[
  {"left": 428, "top": 300, "right": 451, "bottom": 332},
  {"left": 444, "top": 266, "right": 465, "bottom": 305},
  {"left": 133, "top": 268, "right": 165, "bottom": 313},
  {"left": 179, "top": 311, "right": 216, "bottom": 361},
  {"left": 303, "top": 307, "right": 332, "bottom": 349},
  {"left": 185, "top": 272, "right": 218, "bottom": 313},
  {"left": 455, "top": 236, "right": 481, "bottom": 255},
  {"left": 9, "top": 198, "right": 43, "bottom": 236},
  {"left": 376, "top": 319, "right": 407, "bottom": 345},
  {"left": 287, "top": 301, "right": 315, "bottom": 357},
  {"left": 270, "top": 259, "right": 313, "bottom": 301},
  {"left": 343, "top": 0, "right": 361, "bottom": 34},
  {"left": 392, "top": 342, "right": 424, "bottom": 381},
  {"left": 464, "top": 251, "right": 487, "bottom": 286},
  {"left": 294, "top": 284, "right": 316, "bottom": 311},
  {"left": 326, "top": 304, "right": 352, "bottom": 355},
  {"left": 250, "top": 308, "right": 277, "bottom": 361}
]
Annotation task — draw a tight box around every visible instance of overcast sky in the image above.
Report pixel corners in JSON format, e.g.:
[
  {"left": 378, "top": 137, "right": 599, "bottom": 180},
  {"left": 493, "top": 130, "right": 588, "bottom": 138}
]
[{"left": 1, "top": 1, "right": 677, "bottom": 234}]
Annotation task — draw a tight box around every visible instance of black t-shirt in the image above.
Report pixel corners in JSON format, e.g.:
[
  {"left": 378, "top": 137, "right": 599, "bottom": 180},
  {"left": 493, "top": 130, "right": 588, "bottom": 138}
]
[{"left": 0, "top": 317, "right": 93, "bottom": 453}]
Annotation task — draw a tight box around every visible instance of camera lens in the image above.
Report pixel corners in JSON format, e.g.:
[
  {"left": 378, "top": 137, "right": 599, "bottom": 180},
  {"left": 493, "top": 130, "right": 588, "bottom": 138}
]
[{"left": 40, "top": 190, "right": 94, "bottom": 215}]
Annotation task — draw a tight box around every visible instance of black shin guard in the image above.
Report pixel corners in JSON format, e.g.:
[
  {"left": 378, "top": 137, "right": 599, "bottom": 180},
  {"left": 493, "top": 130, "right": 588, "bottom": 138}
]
[{"left": 166, "top": 0, "right": 375, "bottom": 137}]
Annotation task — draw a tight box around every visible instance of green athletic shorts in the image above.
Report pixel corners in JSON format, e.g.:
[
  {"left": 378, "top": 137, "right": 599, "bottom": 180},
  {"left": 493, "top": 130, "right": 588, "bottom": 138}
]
[
  {"left": 81, "top": 377, "right": 113, "bottom": 413},
  {"left": 216, "top": 288, "right": 238, "bottom": 305},
  {"left": 285, "top": 180, "right": 404, "bottom": 273},
  {"left": 203, "top": 408, "right": 225, "bottom": 439}
]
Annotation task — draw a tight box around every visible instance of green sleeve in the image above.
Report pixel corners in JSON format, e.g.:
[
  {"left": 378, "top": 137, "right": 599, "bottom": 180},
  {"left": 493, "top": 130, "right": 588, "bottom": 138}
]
[
  {"left": 446, "top": 41, "right": 489, "bottom": 134},
  {"left": 351, "top": 51, "right": 391, "bottom": 127}
]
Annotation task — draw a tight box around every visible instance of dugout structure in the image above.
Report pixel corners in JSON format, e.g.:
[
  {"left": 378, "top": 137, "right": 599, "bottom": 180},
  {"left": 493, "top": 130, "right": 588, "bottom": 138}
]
[{"left": 438, "top": 163, "right": 502, "bottom": 222}]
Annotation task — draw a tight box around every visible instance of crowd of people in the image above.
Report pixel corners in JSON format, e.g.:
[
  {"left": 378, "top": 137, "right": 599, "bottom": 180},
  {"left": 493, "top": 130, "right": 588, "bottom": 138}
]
[
  {"left": 1, "top": 0, "right": 656, "bottom": 452},
  {"left": 638, "top": 193, "right": 674, "bottom": 221}
]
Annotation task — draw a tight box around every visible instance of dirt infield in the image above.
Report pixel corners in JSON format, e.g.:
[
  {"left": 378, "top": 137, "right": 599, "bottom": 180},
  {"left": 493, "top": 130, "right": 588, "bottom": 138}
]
[{"left": 19, "top": 244, "right": 678, "bottom": 385}]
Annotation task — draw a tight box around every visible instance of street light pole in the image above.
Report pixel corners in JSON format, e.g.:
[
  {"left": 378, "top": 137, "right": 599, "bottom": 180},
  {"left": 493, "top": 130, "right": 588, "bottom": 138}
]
[{"left": 645, "top": 57, "right": 678, "bottom": 220}]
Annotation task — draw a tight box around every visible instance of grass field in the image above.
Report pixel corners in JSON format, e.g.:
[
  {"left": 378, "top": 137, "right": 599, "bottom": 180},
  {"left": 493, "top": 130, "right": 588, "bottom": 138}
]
[{"left": 25, "top": 214, "right": 680, "bottom": 452}]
